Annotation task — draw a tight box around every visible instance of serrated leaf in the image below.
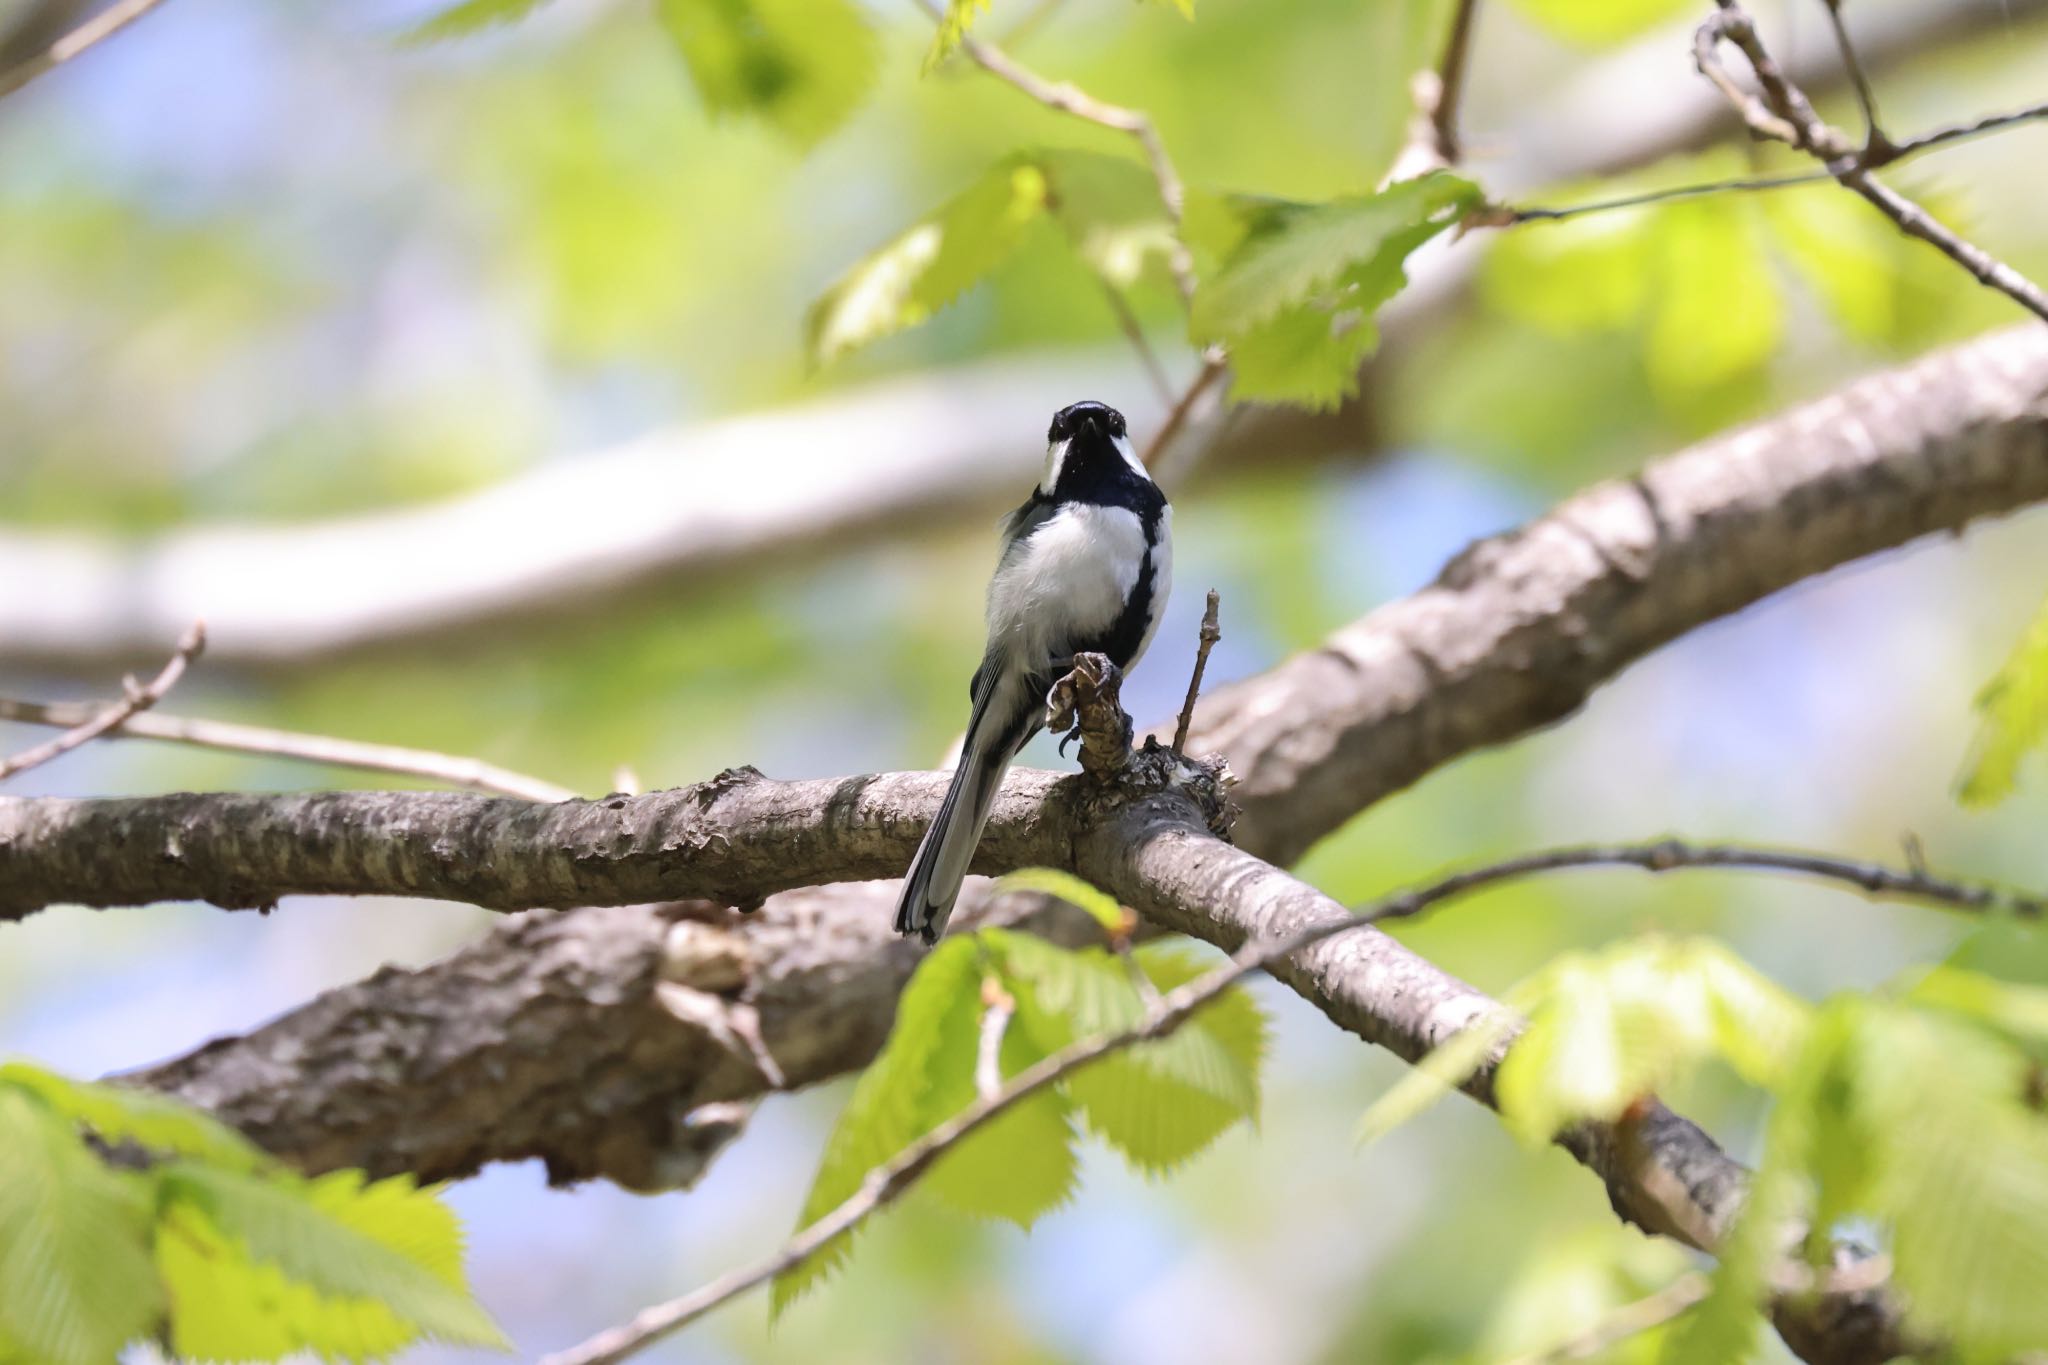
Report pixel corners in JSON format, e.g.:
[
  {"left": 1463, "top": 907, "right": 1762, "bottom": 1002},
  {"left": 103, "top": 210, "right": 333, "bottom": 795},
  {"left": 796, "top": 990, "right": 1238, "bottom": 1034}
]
[
  {"left": 1908, "top": 966, "right": 2048, "bottom": 1043},
  {"left": 772, "top": 937, "right": 985, "bottom": 1314},
  {"left": 806, "top": 155, "right": 1051, "bottom": 368},
  {"left": 1958, "top": 596, "right": 2048, "bottom": 806},
  {"left": 990, "top": 868, "right": 1126, "bottom": 936},
  {"left": 1037, "top": 148, "right": 1178, "bottom": 290},
  {"left": 158, "top": 1164, "right": 504, "bottom": 1349},
  {"left": 0, "top": 1062, "right": 266, "bottom": 1172},
  {"left": 157, "top": 1202, "right": 424, "bottom": 1363},
  {"left": 400, "top": 0, "right": 552, "bottom": 42},
  {"left": 0, "top": 1089, "right": 161, "bottom": 1365},
  {"left": 1189, "top": 173, "right": 1477, "bottom": 409},
  {"left": 657, "top": 0, "right": 878, "bottom": 148},
  {"left": 993, "top": 934, "right": 1266, "bottom": 1173}
]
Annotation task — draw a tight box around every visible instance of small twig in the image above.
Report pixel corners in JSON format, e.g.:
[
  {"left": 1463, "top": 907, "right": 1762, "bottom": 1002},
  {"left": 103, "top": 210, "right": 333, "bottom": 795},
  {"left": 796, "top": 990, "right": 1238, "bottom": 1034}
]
[
  {"left": 1503, "top": 170, "right": 1830, "bottom": 223},
  {"left": 1171, "top": 590, "right": 1221, "bottom": 755},
  {"left": 541, "top": 835, "right": 2035, "bottom": 1365},
  {"left": 0, "top": 0, "right": 166, "bottom": 99},
  {"left": 1501, "top": 1273, "right": 1710, "bottom": 1365},
  {"left": 1140, "top": 351, "right": 1228, "bottom": 475},
  {"left": 909, "top": 0, "right": 1197, "bottom": 308},
  {"left": 1384, "top": 0, "right": 1481, "bottom": 184},
  {"left": 1694, "top": 2, "right": 2048, "bottom": 324},
  {"left": 0, "top": 622, "right": 205, "bottom": 782},
  {"left": 0, "top": 696, "right": 576, "bottom": 802},
  {"left": 1880, "top": 98, "right": 2048, "bottom": 165},
  {"left": 975, "top": 977, "right": 1016, "bottom": 1099},
  {"left": 1819, "top": 0, "right": 1889, "bottom": 157},
  {"left": 1098, "top": 280, "right": 1175, "bottom": 408}
]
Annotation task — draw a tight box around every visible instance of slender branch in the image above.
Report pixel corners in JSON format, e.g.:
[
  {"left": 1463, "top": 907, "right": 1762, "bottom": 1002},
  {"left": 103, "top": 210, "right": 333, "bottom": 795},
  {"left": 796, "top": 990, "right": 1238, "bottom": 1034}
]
[
  {"left": 1385, "top": 0, "right": 1482, "bottom": 183},
  {"left": 1696, "top": 2, "right": 2048, "bottom": 323},
  {"left": 909, "top": 0, "right": 1197, "bottom": 307},
  {"left": 1139, "top": 351, "right": 1228, "bottom": 473},
  {"left": 1882, "top": 98, "right": 2048, "bottom": 164},
  {"left": 0, "top": 622, "right": 205, "bottom": 782},
  {"left": 1819, "top": 0, "right": 1887, "bottom": 154},
  {"left": 1503, "top": 170, "right": 1830, "bottom": 223},
  {"left": 0, "top": 0, "right": 167, "bottom": 100},
  {"left": 542, "top": 834, "right": 2013, "bottom": 1364},
  {"left": 1171, "top": 589, "right": 1221, "bottom": 755},
  {"left": 1504, "top": 1274, "right": 1710, "bottom": 1365},
  {"left": 0, "top": 697, "right": 577, "bottom": 803},
  {"left": 1098, "top": 280, "right": 1175, "bottom": 407}
]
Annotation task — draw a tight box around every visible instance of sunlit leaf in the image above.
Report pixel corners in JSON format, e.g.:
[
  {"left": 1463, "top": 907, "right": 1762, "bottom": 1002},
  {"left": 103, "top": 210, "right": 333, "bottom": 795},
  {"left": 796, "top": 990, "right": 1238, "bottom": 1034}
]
[
  {"left": 401, "top": 0, "right": 553, "bottom": 41},
  {"left": 0, "top": 1062, "right": 266, "bottom": 1173},
  {"left": 158, "top": 1165, "right": 505, "bottom": 1349},
  {"left": 925, "top": 0, "right": 992, "bottom": 70},
  {"left": 1188, "top": 173, "right": 1478, "bottom": 408},
  {"left": 1957, "top": 596, "right": 2048, "bottom": 806},
  {"left": 657, "top": 0, "right": 879, "bottom": 148},
  {"left": 1908, "top": 966, "right": 2048, "bottom": 1043},
  {"left": 1507, "top": 0, "right": 1692, "bottom": 45},
  {"left": 0, "top": 1090, "right": 161, "bottom": 1365},
  {"left": 1356, "top": 1006, "right": 1522, "bottom": 1144},
  {"left": 772, "top": 937, "right": 989, "bottom": 1313}
]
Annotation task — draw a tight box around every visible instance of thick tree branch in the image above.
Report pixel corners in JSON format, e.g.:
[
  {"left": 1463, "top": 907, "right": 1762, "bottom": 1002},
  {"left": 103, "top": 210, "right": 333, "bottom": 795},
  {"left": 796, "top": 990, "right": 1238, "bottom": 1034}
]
[
  {"left": 0, "top": 0, "right": 167, "bottom": 100},
  {"left": 1178, "top": 323, "right": 2048, "bottom": 865},
  {"left": 127, "top": 885, "right": 1114, "bottom": 1189}
]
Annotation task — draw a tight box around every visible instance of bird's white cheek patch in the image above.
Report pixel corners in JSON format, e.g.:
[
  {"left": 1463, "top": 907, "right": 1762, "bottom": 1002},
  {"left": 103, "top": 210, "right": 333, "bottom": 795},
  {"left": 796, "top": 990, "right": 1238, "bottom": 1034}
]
[{"left": 1040, "top": 439, "right": 1072, "bottom": 493}]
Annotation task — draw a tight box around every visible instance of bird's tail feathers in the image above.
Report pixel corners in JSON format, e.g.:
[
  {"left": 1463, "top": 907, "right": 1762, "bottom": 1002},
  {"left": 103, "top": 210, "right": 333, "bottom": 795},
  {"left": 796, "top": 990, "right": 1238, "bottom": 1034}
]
[{"left": 894, "top": 689, "right": 1026, "bottom": 944}]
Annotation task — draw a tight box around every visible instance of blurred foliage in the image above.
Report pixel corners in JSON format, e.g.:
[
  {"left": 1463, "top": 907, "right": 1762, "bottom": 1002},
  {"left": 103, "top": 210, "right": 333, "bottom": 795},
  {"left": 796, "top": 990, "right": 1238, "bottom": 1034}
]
[
  {"left": 0, "top": 1062, "right": 500, "bottom": 1363},
  {"left": 1958, "top": 595, "right": 2048, "bottom": 806}
]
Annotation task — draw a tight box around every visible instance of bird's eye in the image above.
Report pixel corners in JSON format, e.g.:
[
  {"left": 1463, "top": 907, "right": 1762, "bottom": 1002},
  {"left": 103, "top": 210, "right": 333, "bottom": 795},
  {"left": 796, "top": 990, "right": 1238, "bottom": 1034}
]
[
  {"left": 1047, "top": 415, "right": 1067, "bottom": 443},
  {"left": 1109, "top": 412, "right": 1126, "bottom": 437}
]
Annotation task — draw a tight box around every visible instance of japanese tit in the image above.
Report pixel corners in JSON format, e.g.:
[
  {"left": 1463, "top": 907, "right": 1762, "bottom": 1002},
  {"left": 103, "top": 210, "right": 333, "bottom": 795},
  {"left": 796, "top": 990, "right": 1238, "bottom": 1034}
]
[{"left": 894, "top": 400, "right": 1173, "bottom": 944}]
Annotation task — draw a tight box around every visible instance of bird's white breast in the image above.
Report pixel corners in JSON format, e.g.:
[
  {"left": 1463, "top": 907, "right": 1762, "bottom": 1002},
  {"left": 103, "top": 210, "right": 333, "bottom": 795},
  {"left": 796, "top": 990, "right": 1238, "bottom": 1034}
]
[{"left": 987, "top": 503, "right": 1150, "bottom": 661}]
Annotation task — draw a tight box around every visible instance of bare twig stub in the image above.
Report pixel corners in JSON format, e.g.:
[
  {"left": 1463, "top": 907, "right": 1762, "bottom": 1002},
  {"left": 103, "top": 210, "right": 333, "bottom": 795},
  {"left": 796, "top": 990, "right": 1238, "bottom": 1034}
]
[
  {"left": 0, "top": 696, "right": 576, "bottom": 802},
  {"left": 0, "top": 621, "right": 205, "bottom": 783},
  {"left": 540, "top": 834, "right": 2006, "bottom": 1364},
  {"left": 1045, "top": 652, "right": 1134, "bottom": 778},
  {"left": 1384, "top": 0, "right": 1480, "bottom": 184},
  {"left": 1172, "top": 589, "right": 1221, "bottom": 755}
]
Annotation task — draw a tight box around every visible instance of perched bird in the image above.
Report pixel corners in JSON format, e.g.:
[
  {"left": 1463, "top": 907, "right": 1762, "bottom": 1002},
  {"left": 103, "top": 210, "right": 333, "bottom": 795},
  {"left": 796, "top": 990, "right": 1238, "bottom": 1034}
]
[{"left": 894, "top": 400, "right": 1173, "bottom": 945}]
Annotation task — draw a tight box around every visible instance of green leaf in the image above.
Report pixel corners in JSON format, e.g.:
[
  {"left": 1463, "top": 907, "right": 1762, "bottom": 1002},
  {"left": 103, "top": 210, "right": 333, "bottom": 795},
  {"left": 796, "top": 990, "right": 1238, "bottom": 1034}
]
[
  {"left": 158, "top": 1164, "right": 505, "bottom": 1350},
  {"left": 995, "top": 934, "right": 1267, "bottom": 1173},
  {"left": 772, "top": 937, "right": 987, "bottom": 1314},
  {"left": 1957, "top": 596, "right": 2048, "bottom": 806},
  {"left": 989, "top": 868, "right": 1126, "bottom": 936},
  {"left": 0, "top": 1062, "right": 266, "bottom": 1172},
  {"left": 657, "top": 0, "right": 879, "bottom": 149},
  {"left": 1506, "top": 0, "right": 1691, "bottom": 45},
  {"left": 1492, "top": 938, "right": 1809, "bottom": 1145},
  {"left": 806, "top": 149, "right": 1170, "bottom": 369},
  {"left": 400, "top": 0, "right": 552, "bottom": 41},
  {"left": 806, "top": 155, "right": 1052, "bottom": 368},
  {"left": 925, "top": 0, "right": 992, "bottom": 70},
  {"left": 1189, "top": 173, "right": 1478, "bottom": 409},
  {"left": 1908, "top": 965, "right": 2048, "bottom": 1043},
  {"left": 0, "top": 1089, "right": 161, "bottom": 1365}
]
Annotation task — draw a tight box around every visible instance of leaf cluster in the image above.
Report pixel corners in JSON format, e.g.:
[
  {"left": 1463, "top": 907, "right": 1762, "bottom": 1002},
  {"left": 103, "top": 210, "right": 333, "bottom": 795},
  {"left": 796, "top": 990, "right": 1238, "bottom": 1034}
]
[{"left": 0, "top": 1062, "right": 503, "bottom": 1364}]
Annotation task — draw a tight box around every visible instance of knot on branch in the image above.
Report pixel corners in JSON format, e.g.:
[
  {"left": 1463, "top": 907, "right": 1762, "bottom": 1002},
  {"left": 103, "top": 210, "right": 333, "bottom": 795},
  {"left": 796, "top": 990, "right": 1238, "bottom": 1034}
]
[{"left": 1046, "top": 650, "right": 1235, "bottom": 840}]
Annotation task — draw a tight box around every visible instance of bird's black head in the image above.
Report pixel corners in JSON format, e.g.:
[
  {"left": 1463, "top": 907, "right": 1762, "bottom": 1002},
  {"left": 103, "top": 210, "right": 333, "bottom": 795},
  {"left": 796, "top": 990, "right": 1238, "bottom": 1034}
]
[
  {"left": 1040, "top": 400, "right": 1149, "bottom": 501},
  {"left": 1048, "top": 400, "right": 1127, "bottom": 444}
]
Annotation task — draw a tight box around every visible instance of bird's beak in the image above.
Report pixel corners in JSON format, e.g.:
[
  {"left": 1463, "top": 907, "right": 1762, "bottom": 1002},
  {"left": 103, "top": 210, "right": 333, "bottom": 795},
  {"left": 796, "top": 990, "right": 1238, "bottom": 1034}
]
[{"left": 1077, "top": 411, "right": 1102, "bottom": 435}]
